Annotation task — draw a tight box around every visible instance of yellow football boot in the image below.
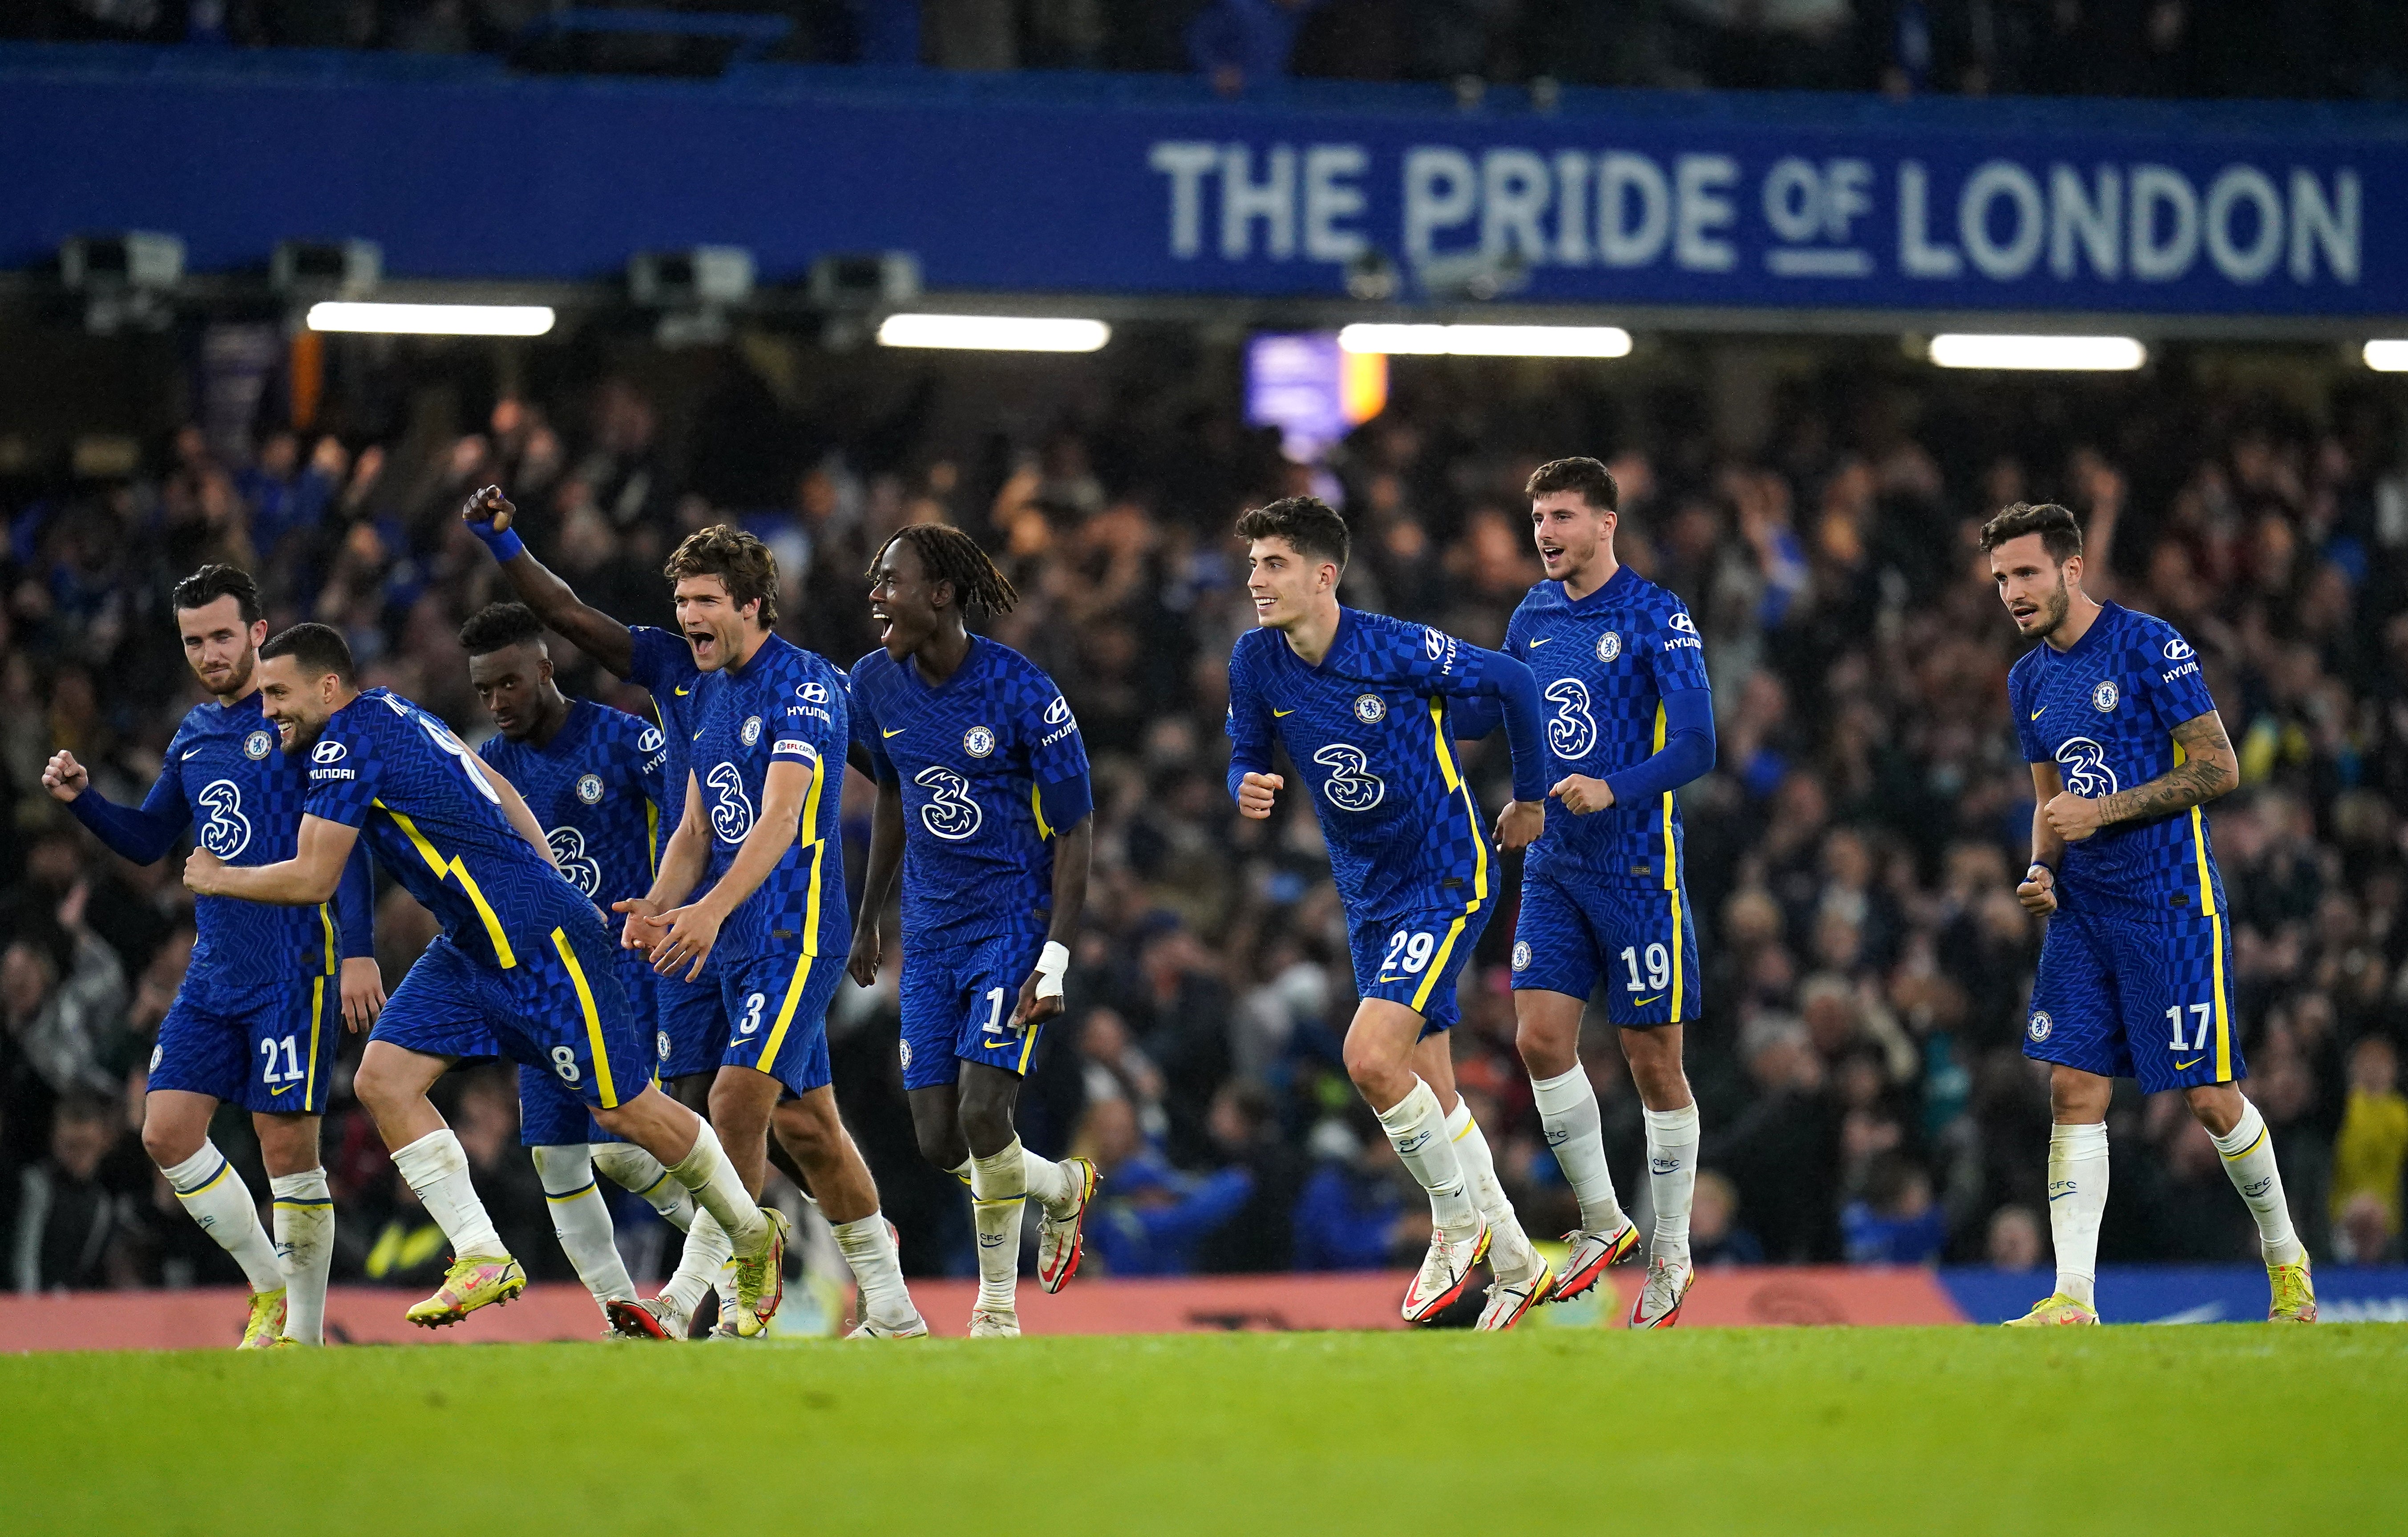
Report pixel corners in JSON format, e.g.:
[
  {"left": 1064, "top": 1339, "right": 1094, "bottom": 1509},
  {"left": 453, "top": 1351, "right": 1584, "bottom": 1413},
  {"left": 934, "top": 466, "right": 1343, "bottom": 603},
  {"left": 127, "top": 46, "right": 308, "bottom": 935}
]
[
  {"left": 2003, "top": 1292, "right": 2099, "bottom": 1326},
  {"left": 237, "top": 1287, "right": 289, "bottom": 1349},
  {"left": 2267, "top": 1254, "right": 2317, "bottom": 1323},
  {"left": 406, "top": 1255, "right": 527, "bottom": 1328},
  {"left": 731, "top": 1208, "right": 793, "bottom": 1339}
]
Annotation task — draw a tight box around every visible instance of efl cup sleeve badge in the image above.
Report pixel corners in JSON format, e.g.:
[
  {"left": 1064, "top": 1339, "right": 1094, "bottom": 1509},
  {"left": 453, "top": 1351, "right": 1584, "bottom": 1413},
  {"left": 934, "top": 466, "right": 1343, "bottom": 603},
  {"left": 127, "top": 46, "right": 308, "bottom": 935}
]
[
  {"left": 963, "top": 725, "right": 996, "bottom": 758},
  {"left": 2027, "top": 1011, "right": 2053, "bottom": 1042},
  {"left": 2091, "top": 680, "right": 2119, "bottom": 712},
  {"left": 1512, "top": 940, "right": 1531, "bottom": 971},
  {"left": 576, "top": 773, "right": 604, "bottom": 804},
  {"left": 1597, "top": 631, "right": 1623, "bottom": 663},
  {"left": 740, "top": 715, "right": 762, "bottom": 746},
  {"left": 244, "top": 729, "right": 273, "bottom": 759},
  {"left": 1353, "top": 694, "right": 1386, "bottom": 724}
]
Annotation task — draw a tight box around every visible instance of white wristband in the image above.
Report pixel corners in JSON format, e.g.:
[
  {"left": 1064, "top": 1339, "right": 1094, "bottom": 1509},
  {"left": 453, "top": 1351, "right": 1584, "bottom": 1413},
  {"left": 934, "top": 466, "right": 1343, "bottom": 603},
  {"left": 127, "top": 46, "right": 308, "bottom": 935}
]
[{"left": 1034, "top": 940, "right": 1071, "bottom": 1001}]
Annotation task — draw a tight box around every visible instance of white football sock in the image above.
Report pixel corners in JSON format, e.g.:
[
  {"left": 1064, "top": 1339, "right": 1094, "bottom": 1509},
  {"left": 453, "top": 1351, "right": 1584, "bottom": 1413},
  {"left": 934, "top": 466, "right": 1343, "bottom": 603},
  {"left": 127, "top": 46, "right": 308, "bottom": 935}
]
[
  {"left": 590, "top": 1142, "right": 695, "bottom": 1232},
  {"left": 949, "top": 1158, "right": 974, "bottom": 1188},
  {"left": 1375, "top": 1078, "right": 1477, "bottom": 1236},
  {"left": 667, "top": 1120, "right": 768, "bottom": 1257},
  {"left": 162, "top": 1141, "right": 285, "bottom": 1293},
  {"left": 268, "top": 1167, "right": 334, "bottom": 1343},
  {"left": 969, "top": 1145, "right": 1026, "bottom": 1311},
  {"left": 2047, "top": 1122, "right": 2110, "bottom": 1308},
  {"left": 1643, "top": 1103, "right": 1701, "bottom": 1263},
  {"left": 1530, "top": 1065, "right": 1625, "bottom": 1235},
  {"left": 1442, "top": 1099, "right": 1513, "bottom": 1225},
  {"left": 391, "top": 1129, "right": 507, "bottom": 1262},
  {"left": 832, "top": 1213, "right": 917, "bottom": 1325},
  {"left": 659, "top": 1210, "right": 733, "bottom": 1323},
  {"left": 1019, "top": 1141, "right": 1075, "bottom": 1214},
  {"left": 2208, "top": 1101, "right": 2304, "bottom": 1266},
  {"left": 531, "top": 1144, "right": 636, "bottom": 1310}
]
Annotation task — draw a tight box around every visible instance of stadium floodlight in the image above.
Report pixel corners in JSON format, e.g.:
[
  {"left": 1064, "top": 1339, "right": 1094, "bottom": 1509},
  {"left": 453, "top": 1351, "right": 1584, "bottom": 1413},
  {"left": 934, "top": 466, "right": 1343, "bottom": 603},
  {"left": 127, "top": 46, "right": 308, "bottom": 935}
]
[
  {"left": 1926, "top": 334, "right": 2146, "bottom": 371},
  {"left": 876, "top": 314, "right": 1110, "bottom": 353},
  {"left": 1337, "top": 323, "right": 1632, "bottom": 359},
  {"left": 2364, "top": 340, "right": 2408, "bottom": 372},
  {"left": 305, "top": 302, "right": 557, "bottom": 337}
]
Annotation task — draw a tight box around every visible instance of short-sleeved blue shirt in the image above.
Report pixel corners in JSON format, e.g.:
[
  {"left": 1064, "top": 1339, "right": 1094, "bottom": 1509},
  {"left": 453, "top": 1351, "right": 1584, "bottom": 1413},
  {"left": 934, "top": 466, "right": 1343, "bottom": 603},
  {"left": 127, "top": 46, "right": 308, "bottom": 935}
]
[{"left": 2009, "top": 601, "right": 2226, "bottom": 915}]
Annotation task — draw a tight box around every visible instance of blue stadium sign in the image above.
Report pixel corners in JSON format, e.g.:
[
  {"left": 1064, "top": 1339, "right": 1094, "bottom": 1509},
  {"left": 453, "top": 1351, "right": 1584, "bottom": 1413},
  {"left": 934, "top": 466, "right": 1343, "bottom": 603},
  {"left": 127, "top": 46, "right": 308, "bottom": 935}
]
[{"left": 2, "top": 49, "right": 2401, "bottom": 319}]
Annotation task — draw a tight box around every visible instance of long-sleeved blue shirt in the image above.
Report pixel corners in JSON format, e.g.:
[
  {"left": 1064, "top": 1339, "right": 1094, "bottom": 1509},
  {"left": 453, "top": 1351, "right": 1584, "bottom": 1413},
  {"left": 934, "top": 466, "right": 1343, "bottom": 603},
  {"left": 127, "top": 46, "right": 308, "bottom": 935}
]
[{"left": 69, "top": 690, "right": 373, "bottom": 993}]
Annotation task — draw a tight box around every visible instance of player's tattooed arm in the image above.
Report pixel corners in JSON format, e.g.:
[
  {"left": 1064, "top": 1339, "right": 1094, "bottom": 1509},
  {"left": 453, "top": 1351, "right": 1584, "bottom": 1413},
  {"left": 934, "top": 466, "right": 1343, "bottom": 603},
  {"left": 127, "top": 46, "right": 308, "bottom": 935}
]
[
  {"left": 846, "top": 776, "right": 906, "bottom": 986},
  {"left": 462, "top": 486, "right": 638, "bottom": 677},
  {"left": 2043, "top": 710, "right": 2237, "bottom": 841},
  {"left": 184, "top": 813, "right": 362, "bottom": 905},
  {"left": 2020, "top": 761, "right": 2065, "bottom": 915}
]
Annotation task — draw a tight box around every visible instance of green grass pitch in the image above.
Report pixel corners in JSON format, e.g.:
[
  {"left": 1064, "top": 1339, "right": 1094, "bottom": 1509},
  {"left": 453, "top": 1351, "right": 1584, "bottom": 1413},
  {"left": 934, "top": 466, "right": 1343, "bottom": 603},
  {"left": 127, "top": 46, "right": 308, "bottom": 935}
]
[{"left": 9, "top": 1326, "right": 2403, "bottom": 1536}]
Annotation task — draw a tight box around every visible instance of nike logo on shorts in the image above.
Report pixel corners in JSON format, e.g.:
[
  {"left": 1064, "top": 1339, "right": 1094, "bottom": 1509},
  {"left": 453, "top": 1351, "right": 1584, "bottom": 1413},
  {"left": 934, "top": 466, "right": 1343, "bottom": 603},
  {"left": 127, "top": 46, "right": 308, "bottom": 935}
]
[
  {"left": 1632, "top": 994, "right": 1662, "bottom": 1006},
  {"left": 2175, "top": 1056, "right": 2203, "bottom": 1071},
  {"left": 883, "top": 727, "right": 905, "bottom": 738},
  {"left": 1273, "top": 708, "right": 1295, "bottom": 717}
]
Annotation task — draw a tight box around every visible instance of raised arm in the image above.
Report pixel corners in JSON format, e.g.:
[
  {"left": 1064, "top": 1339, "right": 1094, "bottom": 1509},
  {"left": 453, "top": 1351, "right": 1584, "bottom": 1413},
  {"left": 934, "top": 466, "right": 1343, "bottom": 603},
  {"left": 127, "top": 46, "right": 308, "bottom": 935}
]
[
  {"left": 46, "top": 749, "right": 190, "bottom": 864},
  {"left": 461, "top": 485, "right": 636, "bottom": 677}
]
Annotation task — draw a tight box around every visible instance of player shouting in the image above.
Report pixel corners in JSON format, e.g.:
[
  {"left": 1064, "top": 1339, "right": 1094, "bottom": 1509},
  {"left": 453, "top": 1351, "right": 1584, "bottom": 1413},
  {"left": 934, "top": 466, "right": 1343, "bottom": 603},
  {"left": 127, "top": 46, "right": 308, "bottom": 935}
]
[
  {"left": 1988, "top": 501, "right": 2313, "bottom": 1325},
  {"left": 460, "top": 601, "right": 706, "bottom": 1322},
  {"left": 184, "top": 621, "right": 788, "bottom": 1331},
  {"left": 43, "top": 564, "right": 380, "bottom": 1348},
  {"left": 847, "top": 524, "right": 1098, "bottom": 1338},
  {"left": 1500, "top": 458, "right": 1715, "bottom": 1329},
  {"left": 1225, "top": 496, "right": 1556, "bottom": 1330},
  {"left": 621, "top": 528, "right": 922, "bottom": 1340}
]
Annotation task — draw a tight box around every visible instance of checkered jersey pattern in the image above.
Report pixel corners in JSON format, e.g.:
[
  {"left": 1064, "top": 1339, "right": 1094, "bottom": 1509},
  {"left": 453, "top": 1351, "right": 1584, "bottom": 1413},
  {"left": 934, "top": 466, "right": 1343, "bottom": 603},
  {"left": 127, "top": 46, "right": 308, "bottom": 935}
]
[
  {"left": 628, "top": 624, "right": 704, "bottom": 837},
  {"left": 1226, "top": 607, "right": 1547, "bottom": 924},
  {"left": 155, "top": 695, "right": 345, "bottom": 987},
  {"left": 1506, "top": 567, "right": 1710, "bottom": 888},
  {"left": 852, "top": 637, "right": 1091, "bottom": 946},
  {"left": 689, "top": 633, "right": 850, "bottom": 962},
  {"left": 2009, "top": 601, "right": 2226, "bottom": 916},
  {"left": 478, "top": 698, "right": 669, "bottom": 932},
  {"left": 307, "top": 687, "right": 591, "bottom": 971}
]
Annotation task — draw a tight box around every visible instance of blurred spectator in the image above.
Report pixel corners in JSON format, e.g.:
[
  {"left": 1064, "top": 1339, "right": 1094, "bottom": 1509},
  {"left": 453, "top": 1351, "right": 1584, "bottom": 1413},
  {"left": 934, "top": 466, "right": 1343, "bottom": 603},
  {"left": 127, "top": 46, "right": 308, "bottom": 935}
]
[
  {"left": 1291, "top": 1111, "right": 1410, "bottom": 1271},
  {"left": 1841, "top": 1150, "right": 1947, "bottom": 1265},
  {"left": 11, "top": 1094, "right": 126, "bottom": 1292},
  {"left": 2329, "top": 1037, "right": 2406, "bottom": 1259},
  {"left": 1984, "top": 1203, "right": 2044, "bottom": 1271},
  {"left": 1689, "top": 1169, "right": 1763, "bottom": 1267}
]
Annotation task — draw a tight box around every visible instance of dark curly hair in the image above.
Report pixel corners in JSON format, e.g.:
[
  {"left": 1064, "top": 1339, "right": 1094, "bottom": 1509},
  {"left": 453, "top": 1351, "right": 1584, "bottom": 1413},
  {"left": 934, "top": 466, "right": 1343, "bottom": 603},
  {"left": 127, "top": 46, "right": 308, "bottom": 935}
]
[
  {"left": 457, "top": 601, "right": 547, "bottom": 656},
  {"left": 869, "top": 523, "right": 1020, "bottom": 618}
]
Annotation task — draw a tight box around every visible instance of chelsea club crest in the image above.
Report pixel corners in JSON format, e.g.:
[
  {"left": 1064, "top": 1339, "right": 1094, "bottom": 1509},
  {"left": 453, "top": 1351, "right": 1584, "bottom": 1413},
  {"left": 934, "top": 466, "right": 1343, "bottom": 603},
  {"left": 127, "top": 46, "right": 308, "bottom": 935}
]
[
  {"left": 243, "top": 730, "right": 273, "bottom": 759},
  {"left": 1353, "top": 694, "right": 1386, "bottom": 724},
  {"left": 2027, "top": 1011, "right": 2053, "bottom": 1042},
  {"left": 740, "top": 715, "right": 762, "bottom": 746},
  {"left": 963, "top": 726, "right": 996, "bottom": 757},
  {"left": 577, "top": 773, "right": 604, "bottom": 804},
  {"left": 2091, "top": 681, "right": 2119, "bottom": 712},
  {"left": 1597, "top": 631, "right": 1623, "bottom": 663}
]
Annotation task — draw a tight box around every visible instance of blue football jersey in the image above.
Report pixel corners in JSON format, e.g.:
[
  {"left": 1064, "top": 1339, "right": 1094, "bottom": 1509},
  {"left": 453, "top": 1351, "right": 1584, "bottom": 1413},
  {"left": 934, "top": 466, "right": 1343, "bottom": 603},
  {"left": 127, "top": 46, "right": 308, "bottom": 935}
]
[
  {"left": 129, "top": 694, "right": 354, "bottom": 986},
  {"left": 851, "top": 637, "right": 1092, "bottom": 947},
  {"left": 305, "top": 687, "right": 590, "bottom": 969},
  {"left": 627, "top": 624, "right": 704, "bottom": 833},
  {"left": 1225, "top": 607, "right": 1547, "bottom": 923},
  {"left": 477, "top": 698, "right": 669, "bottom": 931},
  {"left": 1504, "top": 566, "right": 1711, "bottom": 887},
  {"left": 687, "top": 634, "right": 850, "bottom": 962},
  {"left": 2011, "top": 601, "right": 2226, "bottom": 915}
]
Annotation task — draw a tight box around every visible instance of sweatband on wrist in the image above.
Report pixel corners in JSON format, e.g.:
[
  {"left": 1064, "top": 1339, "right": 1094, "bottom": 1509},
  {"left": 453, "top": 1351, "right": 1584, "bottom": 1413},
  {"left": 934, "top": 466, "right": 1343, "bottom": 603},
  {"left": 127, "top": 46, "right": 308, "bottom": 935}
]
[
  {"left": 473, "top": 521, "right": 525, "bottom": 561},
  {"left": 1034, "top": 940, "right": 1070, "bottom": 1001}
]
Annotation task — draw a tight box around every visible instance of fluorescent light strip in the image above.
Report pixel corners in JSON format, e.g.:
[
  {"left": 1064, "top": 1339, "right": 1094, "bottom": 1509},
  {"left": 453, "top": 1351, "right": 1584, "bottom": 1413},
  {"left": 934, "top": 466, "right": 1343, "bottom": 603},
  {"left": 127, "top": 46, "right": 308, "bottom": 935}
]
[
  {"left": 876, "top": 314, "right": 1110, "bottom": 352},
  {"left": 2364, "top": 340, "right": 2408, "bottom": 373},
  {"left": 306, "top": 302, "right": 556, "bottom": 337},
  {"left": 1339, "top": 323, "right": 1631, "bottom": 359},
  {"left": 1927, "top": 334, "right": 2145, "bottom": 371}
]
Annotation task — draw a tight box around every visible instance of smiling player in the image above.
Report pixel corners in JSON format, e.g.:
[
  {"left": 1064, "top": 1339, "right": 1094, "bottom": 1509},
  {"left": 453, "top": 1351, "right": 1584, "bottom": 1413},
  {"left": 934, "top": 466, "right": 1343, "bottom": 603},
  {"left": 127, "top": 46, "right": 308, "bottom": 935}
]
[
  {"left": 43, "top": 565, "right": 380, "bottom": 1348},
  {"left": 1225, "top": 496, "right": 1557, "bottom": 1329},
  {"left": 184, "top": 621, "right": 788, "bottom": 1331},
  {"left": 1988, "top": 501, "right": 2312, "bottom": 1326},
  {"left": 1498, "top": 458, "right": 1716, "bottom": 1329},
  {"left": 848, "top": 524, "right": 1097, "bottom": 1338}
]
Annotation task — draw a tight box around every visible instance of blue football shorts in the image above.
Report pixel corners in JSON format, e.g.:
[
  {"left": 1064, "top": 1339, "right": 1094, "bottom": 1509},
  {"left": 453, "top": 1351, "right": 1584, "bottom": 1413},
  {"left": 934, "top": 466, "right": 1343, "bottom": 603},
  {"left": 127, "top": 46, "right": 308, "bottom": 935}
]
[
  {"left": 2026, "top": 899, "right": 2243, "bottom": 1093},
  {"left": 897, "top": 927, "right": 1050, "bottom": 1091},
  {"left": 1346, "top": 898, "right": 1494, "bottom": 1037},
  {"left": 150, "top": 972, "right": 343, "bottom": 1115},
  {"left": 1509, "top": 866, "right": 1701, "bottom": 1028}
]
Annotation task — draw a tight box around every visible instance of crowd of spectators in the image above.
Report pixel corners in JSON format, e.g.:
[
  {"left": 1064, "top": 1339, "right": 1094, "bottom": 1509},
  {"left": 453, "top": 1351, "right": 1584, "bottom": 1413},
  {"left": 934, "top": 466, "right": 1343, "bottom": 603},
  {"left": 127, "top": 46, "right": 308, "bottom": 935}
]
[
  {"left": 9, "top": 0, "right": 2406, "bottom": 101},
  {"left": 4, "top": 322, "right": 2408, "bottom": 1298}
]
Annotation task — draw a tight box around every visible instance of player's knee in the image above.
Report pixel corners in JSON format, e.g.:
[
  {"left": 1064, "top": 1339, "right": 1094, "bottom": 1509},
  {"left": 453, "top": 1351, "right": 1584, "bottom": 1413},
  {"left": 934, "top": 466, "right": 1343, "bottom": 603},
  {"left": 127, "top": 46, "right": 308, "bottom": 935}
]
[
  {"left": 1514, "top": 1019, "right": 1576, "bottom": 1080},
  {"left": 1341, "top": 1039, "right": 1408, "bottom": 1105},
  {"left": 139, "top": 1114, "right": 201, "bottom": 1170},
  {"left": 914, "top": 1121, "right": 967, "bottom": 1171}
]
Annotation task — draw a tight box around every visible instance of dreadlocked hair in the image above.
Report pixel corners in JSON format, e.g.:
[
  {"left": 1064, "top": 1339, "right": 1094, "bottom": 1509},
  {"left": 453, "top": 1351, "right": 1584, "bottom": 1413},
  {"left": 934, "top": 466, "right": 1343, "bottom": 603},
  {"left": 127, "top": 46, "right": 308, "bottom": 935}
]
[{"left": 871, "top": 524, "right": 1020, "bottom": 618}]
